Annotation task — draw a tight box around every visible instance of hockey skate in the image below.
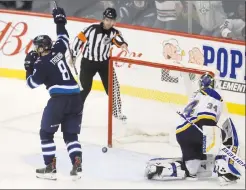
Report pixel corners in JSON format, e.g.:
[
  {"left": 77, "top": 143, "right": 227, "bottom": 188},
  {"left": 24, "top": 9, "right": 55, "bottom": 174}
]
[
  {"left": 70, "top": 156, "right": 82, "bottom": 181},
  {"left": 36, "top": 157, "right": 57, "bottom": 180}
]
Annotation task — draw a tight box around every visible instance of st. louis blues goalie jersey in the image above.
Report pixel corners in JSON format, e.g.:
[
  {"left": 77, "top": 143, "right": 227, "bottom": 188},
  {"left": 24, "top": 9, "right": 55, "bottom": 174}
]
[
  {"left": 176, "top": 86, "right": 223, "bottom": 135},
  {"left": 145, "top": 74, "right": 242, "bottom": 185},
  {"left": 175, "top": 74, "right": 223, "bottom": 179}
]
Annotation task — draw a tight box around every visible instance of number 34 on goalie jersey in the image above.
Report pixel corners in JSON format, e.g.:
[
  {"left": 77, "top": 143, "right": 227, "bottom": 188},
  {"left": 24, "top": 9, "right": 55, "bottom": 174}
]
[{"left": 182, "top": 88, "right": 223, "bottom": 125}]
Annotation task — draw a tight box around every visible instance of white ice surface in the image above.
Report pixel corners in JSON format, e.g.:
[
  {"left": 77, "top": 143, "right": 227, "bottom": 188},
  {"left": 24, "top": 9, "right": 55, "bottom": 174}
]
[{"left": 0, "top": 78, "right": 245, "bottom": 189}]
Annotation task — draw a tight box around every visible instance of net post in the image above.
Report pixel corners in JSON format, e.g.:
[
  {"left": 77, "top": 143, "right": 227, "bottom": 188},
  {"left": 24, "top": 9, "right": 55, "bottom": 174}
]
[{"left": 108, "top": 58, "right": 113, "bottom": 148}]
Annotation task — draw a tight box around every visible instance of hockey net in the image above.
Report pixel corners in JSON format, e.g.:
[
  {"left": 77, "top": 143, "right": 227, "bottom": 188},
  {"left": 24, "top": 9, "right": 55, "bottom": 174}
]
[{"left": 107, "top": 56, "right": 225, "bottom": 156}]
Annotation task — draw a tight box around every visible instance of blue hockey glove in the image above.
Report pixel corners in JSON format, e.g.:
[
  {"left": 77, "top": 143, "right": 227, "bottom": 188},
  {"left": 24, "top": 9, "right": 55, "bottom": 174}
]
[
  {"left": 52, "top": 7, "right": 67, "bottom": 25},
  {"left": 24, "top": 50, "right": 39, "bottom": 72}
]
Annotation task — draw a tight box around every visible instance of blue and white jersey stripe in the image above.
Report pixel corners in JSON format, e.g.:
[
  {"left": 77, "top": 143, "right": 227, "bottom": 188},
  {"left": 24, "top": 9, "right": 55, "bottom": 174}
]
[
  {"left": 41, "top": 141, "right": 56, "bottom": 156},
  {"left": 27, "top": 75, "right": 41, "bottom": 89},
  {"left": 66, "top": 141, "right": 82, "bottom": 155},
  {"left": 48, "top": 84, "right": 80, "bottom": 95}
]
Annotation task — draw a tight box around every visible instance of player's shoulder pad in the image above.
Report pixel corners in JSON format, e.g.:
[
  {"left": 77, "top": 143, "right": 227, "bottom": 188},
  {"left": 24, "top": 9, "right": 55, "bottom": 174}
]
[{"left": 200, "top": 88, "right": 223, "bottom": 102}]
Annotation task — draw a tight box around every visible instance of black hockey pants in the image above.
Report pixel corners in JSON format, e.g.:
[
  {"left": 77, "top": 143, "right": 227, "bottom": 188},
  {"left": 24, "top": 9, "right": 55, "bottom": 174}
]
[{"left": 79, "top": 58, "right": 122, "bottom": 117}]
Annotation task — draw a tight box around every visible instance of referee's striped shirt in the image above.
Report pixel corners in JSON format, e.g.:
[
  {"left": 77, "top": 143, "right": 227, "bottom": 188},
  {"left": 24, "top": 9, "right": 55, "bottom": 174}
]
[{"left": 72, "top": 22, "right": 127, "bottom": 62}]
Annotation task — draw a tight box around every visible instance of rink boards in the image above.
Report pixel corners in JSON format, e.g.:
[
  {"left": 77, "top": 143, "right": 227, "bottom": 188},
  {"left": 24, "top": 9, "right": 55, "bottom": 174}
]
[{"left": 0, "top": 10, "right": 245, "bottom": 116}]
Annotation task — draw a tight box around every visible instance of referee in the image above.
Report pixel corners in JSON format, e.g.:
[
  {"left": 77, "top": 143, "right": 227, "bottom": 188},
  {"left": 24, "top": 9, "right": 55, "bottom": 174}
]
[{"left": 71, "top": 7, "right": 128, "bottom": 121}]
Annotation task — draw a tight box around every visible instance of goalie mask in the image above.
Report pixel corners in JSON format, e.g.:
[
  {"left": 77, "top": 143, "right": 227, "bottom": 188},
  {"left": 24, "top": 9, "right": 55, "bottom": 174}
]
[
  {"left": 33, "top": 35, "right": 53, "bottom": 54},
  {"left": 199, "top": 73, "right": 215, "bottom": 89}
]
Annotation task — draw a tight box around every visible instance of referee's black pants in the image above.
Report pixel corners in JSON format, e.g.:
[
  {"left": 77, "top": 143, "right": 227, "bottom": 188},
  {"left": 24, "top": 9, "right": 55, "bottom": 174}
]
[{"left": 79, "top": 58, "right": 122, "bottom": 116}]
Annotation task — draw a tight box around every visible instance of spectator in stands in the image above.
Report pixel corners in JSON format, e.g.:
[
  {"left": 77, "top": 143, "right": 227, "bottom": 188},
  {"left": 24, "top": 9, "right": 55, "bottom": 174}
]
[
  {"left": 73, "top": 1, "right": 113, "bottom": 19},
  {"left": 31, "top": 0, "right": 51, "bottom": 13},
  {"left": 0, "top": 1, "right": 7, "bottom": 9},
  {"left": 220, "top": 1, "right": 245, "bottom": 41},
  {"left": 15, "top": 1, "right": 32, "bottom": 10},
  {"left": 176, "top": 1, "right": 202, "bottom": 34},
  {"left": 222, "top": 0, "right": 242, "bottom": 18},
  {"left": 192, "top": 1, "right": 227, "bottom": 37},
  {"left": 131, "top": 0, "right": 156, "bottom": 27},
  {"left": 0, "top": 1, "right": 32, "bottom": 10},
  {"left": 31, "top": 0, "right": 102, "bottom": 19},
  {"left": 153, "top": 1, "right": 184, "bottom": 31},
  {"left": 114, "top": 0, "right": 156, "bottom": 27}
]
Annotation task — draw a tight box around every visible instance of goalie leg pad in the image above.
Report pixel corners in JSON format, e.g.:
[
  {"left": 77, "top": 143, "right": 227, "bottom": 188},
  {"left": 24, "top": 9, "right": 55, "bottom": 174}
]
[
  {"left": 213, "top": 118, "right": 242, "bottom": 186},
  {"left": 146, "top": 155, "right": 216, "bottom": 180},
  {"left": 145, "top": 158, "right": 186, "bottom": 181},
  {"left": 214, "top": 155, "right": 241, "bottom": 186},
  {"left": 196, "top": 154, "right": 215, "bottom": 178},
  {"left": 202, "top": 125, "right": 222, "bottom": 155}
]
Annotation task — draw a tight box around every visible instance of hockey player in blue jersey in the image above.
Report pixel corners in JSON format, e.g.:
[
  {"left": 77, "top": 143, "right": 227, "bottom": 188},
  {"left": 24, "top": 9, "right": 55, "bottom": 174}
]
[
  {"left": 144, "top": 74, "right": 242, "bottom": 186},
  {"left": 24, "top": 7, "right": 82, "bottom": 180}
]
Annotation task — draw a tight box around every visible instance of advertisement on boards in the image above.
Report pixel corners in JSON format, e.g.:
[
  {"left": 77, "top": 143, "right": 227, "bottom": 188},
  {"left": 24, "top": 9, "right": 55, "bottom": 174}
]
[
  {"left": 159, "top": 38, "right": 245, "bottom": 94},
  {"left": 0, "top": 11, "right": 245, "bottom": 115}
]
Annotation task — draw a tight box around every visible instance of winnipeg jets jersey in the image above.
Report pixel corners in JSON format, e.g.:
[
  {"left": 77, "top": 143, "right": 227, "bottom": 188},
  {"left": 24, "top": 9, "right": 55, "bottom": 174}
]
[
  {"left": 27, "top": 34, "right": 80, "bottom": 96},
  {"left": 176, "top": 88, "right": 223, "bottom": 134}
]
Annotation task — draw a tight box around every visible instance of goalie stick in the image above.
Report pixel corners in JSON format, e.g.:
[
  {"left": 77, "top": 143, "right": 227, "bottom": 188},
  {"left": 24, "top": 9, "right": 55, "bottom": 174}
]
[
  {"left": 176, "top": 111, "right": 246, "bottom": 169},
  {"left": 53, "top": 1, "right": 80, "bottom": 86}
]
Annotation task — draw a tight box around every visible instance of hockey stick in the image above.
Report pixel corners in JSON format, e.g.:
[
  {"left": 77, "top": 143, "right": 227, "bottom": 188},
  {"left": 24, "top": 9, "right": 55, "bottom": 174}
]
[
  {"left": 53, "top": 1, "right": 80, "bottom": 86},
  {"left": 176, "top": 111, "right": 246, "bottom": 169}
]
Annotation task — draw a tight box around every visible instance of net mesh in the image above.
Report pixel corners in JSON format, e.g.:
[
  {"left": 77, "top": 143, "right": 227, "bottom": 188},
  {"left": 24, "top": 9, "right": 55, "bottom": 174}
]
[{"left": 108, "top": 57, "right": 218, "bottom": 155}]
